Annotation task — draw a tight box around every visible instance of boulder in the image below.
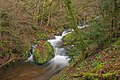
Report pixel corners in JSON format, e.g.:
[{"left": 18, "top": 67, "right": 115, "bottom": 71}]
[{"left": 33, "top": 41, "right": 53, "bottom": 64}]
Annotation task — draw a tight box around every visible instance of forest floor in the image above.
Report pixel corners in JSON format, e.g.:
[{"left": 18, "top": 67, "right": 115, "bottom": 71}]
[
  {"left": 51, "top": 38, "right": 120, "bottom": 80},
  {"left": 49, "top": 27, "right": 120, "bottom": 80}
]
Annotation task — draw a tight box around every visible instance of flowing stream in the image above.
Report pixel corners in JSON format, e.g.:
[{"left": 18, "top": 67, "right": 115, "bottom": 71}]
[
  {"left": 0, "top": 24, "right": 88, "bottom": 80},
  {"left": 0, "top": 30, "right": 71, "bottom": 80}
]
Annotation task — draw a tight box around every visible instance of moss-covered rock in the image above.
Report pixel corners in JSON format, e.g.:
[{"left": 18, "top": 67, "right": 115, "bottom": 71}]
[
  {"left": 62, "top": 32, "right": 75, "bottom": 46},
  {"left": 62, "top": 32, "right": 80, "bottom": 57},
  {"left": 33, "top": 41, "right": 53, "bottom": 64}
]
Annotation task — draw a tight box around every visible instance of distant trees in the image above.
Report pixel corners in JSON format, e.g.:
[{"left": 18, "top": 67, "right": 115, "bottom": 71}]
[
  {"left": 98, "top": 0, "right": 120, "bottom": 38},
  {"left": 64, "top": 0, "right": 120, "bottom": 59}
]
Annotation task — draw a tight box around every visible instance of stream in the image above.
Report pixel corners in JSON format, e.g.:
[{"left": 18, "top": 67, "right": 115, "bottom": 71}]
[
  {"left": 0, "top": 30, "right": 71, "bottom": 80},
  {"left": 0, "top": 24, "right": 87, "bottom": 80}
]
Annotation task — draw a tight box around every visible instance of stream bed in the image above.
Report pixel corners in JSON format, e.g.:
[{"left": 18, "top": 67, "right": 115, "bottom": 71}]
[{"left": 0, "top": 61, "right": 62, "bottom": 80}]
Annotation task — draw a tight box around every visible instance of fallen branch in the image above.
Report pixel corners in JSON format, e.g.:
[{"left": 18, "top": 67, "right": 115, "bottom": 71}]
[
  {"left": 72, "top": 70, "right": 120, "bottom": 79},
  {"left": 0, "top": 57, "right": 15, "bottom": 68}
]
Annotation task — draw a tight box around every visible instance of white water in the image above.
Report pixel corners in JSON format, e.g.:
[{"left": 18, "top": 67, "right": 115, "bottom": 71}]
[
  {"left": 46, "top": 24, "right": 89, "bottom": 70},
  {"left": 26, "top": 24, "right": 88, "bottom": 64},
  {"left": 25, "top": 45, "right": 37, "bottom": 62},
  {"left": 26, "top": 30, "right": 71, "bottom": 69},
  {"left": 78, "top": 24, "right": 89, "bottom": 29},
  {"left": 25, "top": 25, "right": 88, "bottom": 79},
  {"left": 47, "top": 30, "right": 71, "bottom": 68},
  {"left": 39, "top": 30, "right": 71, "bottom": 80},
  {"left": 26, "top": 53, "right": 33, "bottom": 62}
]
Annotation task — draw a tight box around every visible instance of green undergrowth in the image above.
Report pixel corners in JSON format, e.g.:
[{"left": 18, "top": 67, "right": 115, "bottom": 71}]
[
  {"left": 50, "top": 39, "right": 120, "bottom": 80},
  {"left": 0, "top": 14, "right": 49, "bottom": 65}
]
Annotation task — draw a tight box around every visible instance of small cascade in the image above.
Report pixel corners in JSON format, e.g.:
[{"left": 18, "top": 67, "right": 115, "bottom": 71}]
[
  {"left": 78, "top": 25, "right": 89, "bottom": 29},
  {"left": 23, "top": 25, "right": 88, "bottom": 80},
  {"left": 77, "top": 20, "right": 89, "bottom": 29},
  {"left": 47, "top": 30, "right": 71, "bottom": 69},
  {"left": 26, "top": 53, "right": 33, "bottom": 62},
  {"left": 46, "top": 24, "right": 89, "bottom": 70},
  {"left": 26, "top": 30, "right": 71, "bottom": 70},
  {"left": 25, "top": 44, "right": 37, "bottom": 62},
  {"left": 39, "top": 30, "right": 71, "bottom": 80},
  {"left": 26, "top": 25, "right": 88, "bottom": 66}
]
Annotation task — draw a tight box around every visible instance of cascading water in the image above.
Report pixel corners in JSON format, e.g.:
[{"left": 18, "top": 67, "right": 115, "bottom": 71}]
[
  {"left": 45, "top": 24, "right": 89, "bottom": 69},
  {"left": 0, "top": 21, "right": 89, "bottom": 80},
  {"left": 25, "top": 30, "right": 71, "bottom": 80},
  {"left": 26, "top": 20, "right": 89, "bottom": 64},
  {"left": 47, "top": 23, "right": 89, "bottom": 68},
  {"left": 25, "top": 24, "right": 89, "bottom": 80},
  {"left": 27, "top": 30, "right": 71, "bottom": 67},
  {"left": 39, "top": 30, "right": 71, "bottom": 80},
  {"left": 25, "top": 44, "right": 37, "bottom": 62},
  {"left": 47, "top": 30, "right": 71, "bottom": 68}
]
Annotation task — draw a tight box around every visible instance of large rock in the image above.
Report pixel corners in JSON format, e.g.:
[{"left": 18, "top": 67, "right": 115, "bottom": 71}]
[
  {"left": 62, "top": 32, "right": 79, "bottom": 57},
  {"left": 33, "top": 41, "right": 53, "bottom": 64},
  {"left": 62, "top": 32, "right": 75, "bottom": 46}
]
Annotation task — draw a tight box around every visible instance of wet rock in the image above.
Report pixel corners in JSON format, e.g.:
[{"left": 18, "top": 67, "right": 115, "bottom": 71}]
[
  {"left": 62, "top": 32, "right": 75, "bottom": 47},
  {"left": 62, "top": 32, "right": 80, "bottom": 57}
]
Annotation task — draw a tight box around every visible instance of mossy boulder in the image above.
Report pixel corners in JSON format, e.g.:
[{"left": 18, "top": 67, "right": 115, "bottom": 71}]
[
  {"left": 62, "top": 32, "right": 75, "bottom": 46},
  {"left": 62, "top": 32, "right": 80, "bottom": 57},
  {"left": 33, "top": 41, "right": 53, "bottom": 64}
]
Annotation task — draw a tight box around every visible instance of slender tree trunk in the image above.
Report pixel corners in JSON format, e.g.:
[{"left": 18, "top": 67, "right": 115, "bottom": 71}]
[{"left": 64, "top": 0, "right": 87, "bottom": 59}]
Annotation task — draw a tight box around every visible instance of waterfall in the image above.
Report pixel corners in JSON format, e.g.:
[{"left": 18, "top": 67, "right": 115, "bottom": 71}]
[
  {"left": 25, "top": 26, "right": 87, "bottom": 80},
  {"left": 47, "top": 30, "right": 71, "bottom": 69},
  {"left": 26, "top": 24, "right": 88, "bottom": 66},
  {"left": 39, "top": 30, "right": 71, "bottom": 80},
  {"left": 26, "top": 30, "right": 71, "bottom": 69},
  {"left": 25, "top": 44, "right": 37, "bottom": 62}
]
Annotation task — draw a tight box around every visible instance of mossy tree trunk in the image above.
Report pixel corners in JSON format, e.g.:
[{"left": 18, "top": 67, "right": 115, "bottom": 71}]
[{"left": 64, "top": 0, "right": 87, "bottom": 59}]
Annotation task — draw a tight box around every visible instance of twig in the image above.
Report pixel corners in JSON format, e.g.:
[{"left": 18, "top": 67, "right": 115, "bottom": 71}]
[{"left": 0, "top": 57, "right": 15, "bottom": 68}]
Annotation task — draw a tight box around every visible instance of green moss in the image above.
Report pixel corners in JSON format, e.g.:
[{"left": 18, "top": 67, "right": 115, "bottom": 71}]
[
  {"left": 43, "top": 42, "right": 53, "bottom": 56},
  {"left": 66, "top": 47, "right": 79, "bottom": 57},
  {"left": 92, "top": 60, "right": 102, "bottom": 67},
  {"left": 72, "top": 78, "right": 79, "bottom": 80},
  {"left": 113, "top": 38, "right": 120, "bottom": 46},
  {"left": 72, "top": 71, "right": 119, "bottom": 80},
  {"left": 33, "top": 41, "right": 53, "bottom": 64},
  {"left": 37, "top": 33, "right": 48, "bottom": 41},
  {"left": 82, "top": 73, "right": 98, "bottom": 80},
  {"left": 22, "top": 43, "right": 30, "bottom": 59},
  {"left": 1, "top": 50, "right": 7, "bottom": 57},
  {"left": 62, "top": 32, "right": 80, "bottom": 57},
  {"left": 62, "top": 32, "right": 75, "bottom": 46},
  {"left": 34, "top": 49, "right": 44, "bottom": 64},
  {"left": 91, "top": 63, "right": 104, "bottom": 73}
]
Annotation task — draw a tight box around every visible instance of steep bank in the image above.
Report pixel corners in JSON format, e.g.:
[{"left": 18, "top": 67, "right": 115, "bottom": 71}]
[{"left": 50, "top": 36, "right": 120, "bottom": 80}]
